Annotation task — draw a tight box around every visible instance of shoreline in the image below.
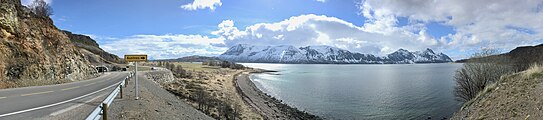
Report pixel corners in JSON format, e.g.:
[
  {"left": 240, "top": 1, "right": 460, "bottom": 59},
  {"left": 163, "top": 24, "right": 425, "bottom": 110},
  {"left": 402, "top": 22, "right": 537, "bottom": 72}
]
[{"left": 234, "top": 68, "right": 321, "bottom": 119}]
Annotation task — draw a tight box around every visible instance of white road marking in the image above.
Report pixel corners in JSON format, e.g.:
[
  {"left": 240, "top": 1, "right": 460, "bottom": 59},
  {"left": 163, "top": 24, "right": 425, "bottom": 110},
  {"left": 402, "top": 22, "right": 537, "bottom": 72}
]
[
  {"left": 0, "top": 97, "right": 6, "bottom": 99},
  {"left": 61, "top": 86, "right": 80, "bottom": 91},
  {"left": 84, "top": 82, "right": 96, "bottom": 86},
  {"left": 21, "top": 91, "right": 54, "bottom": 96},
  {"left": 0, "top": 81, "right": 121, "bottom": 118}
]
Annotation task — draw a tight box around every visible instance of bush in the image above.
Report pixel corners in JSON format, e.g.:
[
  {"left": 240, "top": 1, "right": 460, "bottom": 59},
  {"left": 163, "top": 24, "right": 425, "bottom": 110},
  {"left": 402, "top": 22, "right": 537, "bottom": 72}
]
[
  {"left": 29, "top": 0, "right": 53, "bottom": 17},
  {"left": 454, "top": 49, "right": 514, "bottom": 102}
]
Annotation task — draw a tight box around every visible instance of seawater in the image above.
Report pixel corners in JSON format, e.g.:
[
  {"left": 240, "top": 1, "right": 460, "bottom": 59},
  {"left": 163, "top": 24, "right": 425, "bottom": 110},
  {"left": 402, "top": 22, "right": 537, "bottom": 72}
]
[{"left": 242, "top": 63, "right": 463, "bottom": 119}]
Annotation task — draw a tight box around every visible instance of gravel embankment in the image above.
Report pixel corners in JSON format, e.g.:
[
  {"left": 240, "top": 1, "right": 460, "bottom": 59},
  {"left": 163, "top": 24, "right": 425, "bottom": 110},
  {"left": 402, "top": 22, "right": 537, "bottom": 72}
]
[{"left": 108, "top": 70, "right": 213, "bottom": 120}]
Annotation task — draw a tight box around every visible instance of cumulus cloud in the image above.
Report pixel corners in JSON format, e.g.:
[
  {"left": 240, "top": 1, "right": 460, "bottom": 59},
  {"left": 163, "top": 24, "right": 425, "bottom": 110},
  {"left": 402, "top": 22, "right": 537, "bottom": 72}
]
[
  {"left": 358, "top": 0, "right": 543, "bottom": 54},
  {"left": 101, "top": 14, "right": 439, "bottom": 59},
  {"left": 181, "top": 0, "right": 222, "bottom": 11},
  {"left": 101, "top": 34, "right": 226, "bottom": 59},
  {"left": 212, "top": 14, "right": 441, "bottom": 55}
]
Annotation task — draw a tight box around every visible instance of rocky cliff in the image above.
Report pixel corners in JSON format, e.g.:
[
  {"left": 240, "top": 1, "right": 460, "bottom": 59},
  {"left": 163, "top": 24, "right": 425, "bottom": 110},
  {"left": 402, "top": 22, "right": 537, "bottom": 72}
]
[
  {"left": 0, "top": 0, "right": 95, "bottom": 88},
  {"left": 62, "top": 30, "right": 124, "bottom": 64}
]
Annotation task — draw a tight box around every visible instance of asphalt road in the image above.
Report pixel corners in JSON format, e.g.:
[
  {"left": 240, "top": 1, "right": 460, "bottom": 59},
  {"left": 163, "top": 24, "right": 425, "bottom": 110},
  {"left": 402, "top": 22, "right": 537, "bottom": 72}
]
[{"left": 0, "top": 72, "right": 129, "bottom": 119}]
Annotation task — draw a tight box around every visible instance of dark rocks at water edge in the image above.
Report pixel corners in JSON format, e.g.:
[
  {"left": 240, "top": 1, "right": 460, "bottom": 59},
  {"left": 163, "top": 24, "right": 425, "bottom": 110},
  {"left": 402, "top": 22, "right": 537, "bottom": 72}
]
[{"left": 219, "top": 44, "right": 452, "bottom": 64}]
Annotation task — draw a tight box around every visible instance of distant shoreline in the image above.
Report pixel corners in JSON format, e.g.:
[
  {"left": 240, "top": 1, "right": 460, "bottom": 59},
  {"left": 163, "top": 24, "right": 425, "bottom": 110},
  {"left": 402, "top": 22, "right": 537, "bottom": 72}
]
[
  {"left": 238, "top": 62, "right": 456, "bottom": 64},
  {"left": 234, "top": 68, "right": 321, "bottom": 119}
]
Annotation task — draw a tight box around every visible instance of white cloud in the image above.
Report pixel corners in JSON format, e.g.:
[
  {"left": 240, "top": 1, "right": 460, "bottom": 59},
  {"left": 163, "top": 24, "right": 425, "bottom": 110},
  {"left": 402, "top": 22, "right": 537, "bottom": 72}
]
[
  {"left": 101, "top": 34, "right": 226, "bottom": 59},
  {"left": 181, "top": 0, "right": 222, "bottom": 11},
  {"left": 358, "top": 0, "right": 543, "bottom": 56},
  {"left": 315, "top": 0, "right": 326, "bottom": 3},
  {"left": 212, "top": 14, "right": 441, "bottom": 55},
  {"left": 101, "top": 14, "right": 440, "bottom": 59}
]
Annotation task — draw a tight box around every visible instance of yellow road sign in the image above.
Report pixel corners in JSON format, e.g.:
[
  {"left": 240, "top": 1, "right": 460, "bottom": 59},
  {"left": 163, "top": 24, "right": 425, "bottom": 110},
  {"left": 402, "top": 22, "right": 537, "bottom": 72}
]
[{"left": 124, "top": 55, "right": 148, "bottom": 62}]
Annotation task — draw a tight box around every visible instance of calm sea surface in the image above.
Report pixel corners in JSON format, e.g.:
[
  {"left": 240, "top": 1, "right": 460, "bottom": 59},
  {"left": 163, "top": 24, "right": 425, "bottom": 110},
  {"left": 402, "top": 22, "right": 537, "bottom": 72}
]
[{"left": 241, "top": 63, "right": 463, "bottom": 120}]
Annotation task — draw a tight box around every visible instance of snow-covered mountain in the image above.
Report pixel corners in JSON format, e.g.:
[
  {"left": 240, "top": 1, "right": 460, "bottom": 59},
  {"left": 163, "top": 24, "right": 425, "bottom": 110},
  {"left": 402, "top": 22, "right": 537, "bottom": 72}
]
[{"left": 219, "top": 44, "right": 452, "bottom": 64}]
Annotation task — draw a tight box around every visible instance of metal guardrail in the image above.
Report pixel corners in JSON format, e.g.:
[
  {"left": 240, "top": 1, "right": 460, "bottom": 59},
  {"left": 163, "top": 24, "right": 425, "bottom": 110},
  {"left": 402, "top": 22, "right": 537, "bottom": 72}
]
[{"left": 85, "top": 72, "right": 134, "bottom": 120}]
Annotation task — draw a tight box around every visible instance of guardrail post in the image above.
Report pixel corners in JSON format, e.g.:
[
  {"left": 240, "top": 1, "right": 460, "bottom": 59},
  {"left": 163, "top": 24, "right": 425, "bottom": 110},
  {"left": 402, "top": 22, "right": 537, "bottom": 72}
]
[
  {"left": 102, "top": 103, "right": 108, "bottom": 120},
  {"left": 124, "top": 79, "right": 128, "bottom": 88},
  {"left": 120, "top": 85, "right": 123, "bottom": 99}
]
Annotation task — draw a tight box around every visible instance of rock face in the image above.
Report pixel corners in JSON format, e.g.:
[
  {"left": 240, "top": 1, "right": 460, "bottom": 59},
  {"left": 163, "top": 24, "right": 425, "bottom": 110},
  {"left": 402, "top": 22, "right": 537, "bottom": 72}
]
[
  {"left": 0, "top": 0, "right": 95, "bottom": 88},
  {"left": 62, "top": 30, "right": 124, "bottom": 64},
  {"left": 219, "top": 44, "right": 452, "bottom": 64}
]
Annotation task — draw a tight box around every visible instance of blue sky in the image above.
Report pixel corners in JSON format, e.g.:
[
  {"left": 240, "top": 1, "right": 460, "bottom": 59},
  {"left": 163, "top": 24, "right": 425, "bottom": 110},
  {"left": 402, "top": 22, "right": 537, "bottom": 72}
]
[
  {"left": 50, "top": 0, "right": 366, "bottom": 36},
  {"left": 25, "top": 0, "right": 543, "bottom": 60}
]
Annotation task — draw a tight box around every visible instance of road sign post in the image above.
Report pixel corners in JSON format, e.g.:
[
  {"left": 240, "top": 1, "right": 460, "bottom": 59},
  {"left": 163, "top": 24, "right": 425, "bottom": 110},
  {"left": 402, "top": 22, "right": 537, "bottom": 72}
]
[
  {"left": 124, "top": 54, "right": 147, "bottom": 100},
  {"left": 135, "top": 62, "right": 138, "bottom": 100}
]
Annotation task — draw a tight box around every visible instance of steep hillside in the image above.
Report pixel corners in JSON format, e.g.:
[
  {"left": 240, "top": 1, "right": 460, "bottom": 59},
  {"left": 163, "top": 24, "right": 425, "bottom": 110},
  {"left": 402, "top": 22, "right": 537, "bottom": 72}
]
[
  {"left": 455, "top": 44, "right": 543, "bottom": 70},
  {"left": 219, "top": 44, "right": 452, "bottom": 64},
  {"left": 0, "top": 0, "right": 95, "bottom": 88},
  {"left": 451, "top": 65, "right": 543, "bottom": 119},
  {"left": 62, "top": 30, "right": 124, "bottom": 64}
]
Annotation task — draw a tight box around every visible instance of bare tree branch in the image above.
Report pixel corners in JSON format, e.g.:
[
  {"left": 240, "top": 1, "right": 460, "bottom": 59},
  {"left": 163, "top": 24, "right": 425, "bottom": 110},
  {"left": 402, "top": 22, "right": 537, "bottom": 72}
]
[{"left": 29, "top": 0, "right": 53, "bottom": 17}]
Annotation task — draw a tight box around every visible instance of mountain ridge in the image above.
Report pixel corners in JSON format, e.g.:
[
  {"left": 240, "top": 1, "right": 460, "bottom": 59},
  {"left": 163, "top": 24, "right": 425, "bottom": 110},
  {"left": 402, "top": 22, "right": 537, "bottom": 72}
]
[{"left": 219, "top": 44, "right": 452, "bottom": 64}]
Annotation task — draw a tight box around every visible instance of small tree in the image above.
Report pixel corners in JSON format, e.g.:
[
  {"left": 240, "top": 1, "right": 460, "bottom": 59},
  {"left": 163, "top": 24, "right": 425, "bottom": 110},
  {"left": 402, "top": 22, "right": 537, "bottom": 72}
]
[
  {"left": 218, "top": 97, "right": 235, "bottom": 120},
  {"left": 169, "top": 63, "right": 175, "bottom": 71},
  {"left": 174, "top": 65, "right": 191, "bottom": 78},
  {"left": 194, "top": 87, "right": 212, "bottom": 114},
  {"left": 29, "top": 0, "right": 53, "bottom": 17}
]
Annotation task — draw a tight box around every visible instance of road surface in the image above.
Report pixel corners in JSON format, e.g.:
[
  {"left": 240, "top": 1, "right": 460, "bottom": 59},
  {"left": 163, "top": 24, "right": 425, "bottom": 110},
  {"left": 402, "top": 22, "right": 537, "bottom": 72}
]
[{"left": 0, "top": 72, "right": 129, "bottom": 119}]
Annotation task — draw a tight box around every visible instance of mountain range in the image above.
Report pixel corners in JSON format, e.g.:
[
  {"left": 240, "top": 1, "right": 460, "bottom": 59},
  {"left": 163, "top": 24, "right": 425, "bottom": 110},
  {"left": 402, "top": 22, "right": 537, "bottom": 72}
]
[{"left": 219, "top": 44, "right": 452, "bottom": 64}]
